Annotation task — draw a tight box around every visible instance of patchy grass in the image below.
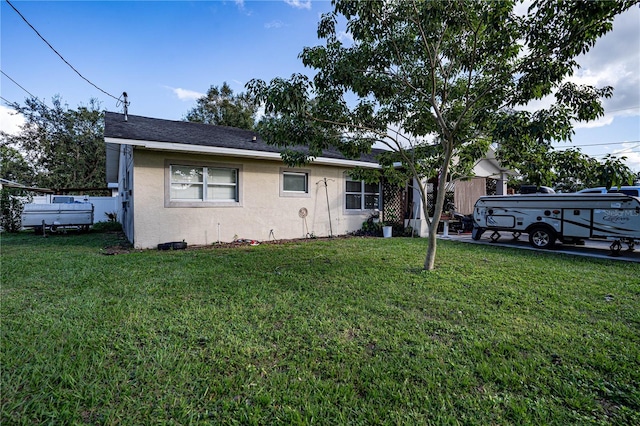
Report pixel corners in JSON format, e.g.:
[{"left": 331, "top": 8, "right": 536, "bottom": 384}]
[{"left": 1, "top": 232, "right": 639, "bottom": 424}]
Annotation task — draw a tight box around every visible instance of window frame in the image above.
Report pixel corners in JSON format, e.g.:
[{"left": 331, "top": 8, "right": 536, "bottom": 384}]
[
  {"left": 279, "top": 168, "right": 311, "bottom": 198},
  {"left": 165, "top": 160, "right": 242, "bottom": 208},
  {"left": 344, "top": 175, "right": 380, "bottom": 212}
]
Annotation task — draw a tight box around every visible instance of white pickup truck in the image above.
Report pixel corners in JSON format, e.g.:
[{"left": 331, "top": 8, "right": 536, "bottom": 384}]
[
  {"left": 472, "top": 193, "right": 640, "bottom": 254},
  {"left": 21, "top": 197, "right": 94, "bottom": 234}
]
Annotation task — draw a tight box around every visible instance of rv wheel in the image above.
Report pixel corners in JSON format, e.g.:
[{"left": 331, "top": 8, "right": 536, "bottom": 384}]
[{"left": 528, "top": 227, "right": 556, "bottom": 249}]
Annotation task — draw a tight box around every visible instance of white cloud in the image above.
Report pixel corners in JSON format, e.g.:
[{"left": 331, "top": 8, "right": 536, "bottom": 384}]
[
  {"left": 165, "top": 86, "right": 205, "bottom": 101},
  {"left": 284, "top": 0, "right": 312, "bottom": 10},
  {"left": 612, "top": 143, "right": 640, "bottom": 172},
  {"left": 337, "top": 30, "right": 353, "bottom": 44},
  {"left": 572, "top": 7, "right": 640, "bottom": 122},
  {"left": 517, "top": 7, "right": 640, "bottom": 132},
  {"left": 0, "top": 105, "right": 25, "bottom": 135},
  {"left": 265, "top": 20, "right": 285, "bottom": 29}
]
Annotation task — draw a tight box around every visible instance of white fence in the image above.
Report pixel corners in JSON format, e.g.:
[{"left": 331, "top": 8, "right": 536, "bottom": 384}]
[{"left": 31, "top": 195, "right": 118, "bottom": 224}]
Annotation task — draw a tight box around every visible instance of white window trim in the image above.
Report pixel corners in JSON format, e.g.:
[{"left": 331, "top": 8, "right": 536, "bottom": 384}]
[
  {"left": 279, "top": 168, "right": 311, "bottom": 198},
  {"left": 344, "top": 175, "right": 380, "bottom": 213},
  {"left": 165, "top": 159, "right": 243, "bottom": 208}
]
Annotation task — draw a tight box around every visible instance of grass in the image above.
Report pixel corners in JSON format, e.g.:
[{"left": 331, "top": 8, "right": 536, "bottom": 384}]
[{"left": 1, "top": 231, "right": 639, "bottom": 424}]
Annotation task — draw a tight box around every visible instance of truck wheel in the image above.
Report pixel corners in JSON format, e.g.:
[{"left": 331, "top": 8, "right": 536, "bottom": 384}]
[
  {"left": 471, "top": 227, "right": 484, "bottom": 241},
  {"left": 528, "top": 227, "right": 556, "bottom": 249}
]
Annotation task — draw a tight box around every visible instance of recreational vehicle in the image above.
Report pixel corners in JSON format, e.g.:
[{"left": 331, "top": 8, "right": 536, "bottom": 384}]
[{"left": 472, "top": 193, "right": 640, "bottom": 254}]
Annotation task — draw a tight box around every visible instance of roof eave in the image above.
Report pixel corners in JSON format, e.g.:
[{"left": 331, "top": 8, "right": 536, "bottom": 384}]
[{"left": 104, "top": 137, "right": 381, "bottom": 169}]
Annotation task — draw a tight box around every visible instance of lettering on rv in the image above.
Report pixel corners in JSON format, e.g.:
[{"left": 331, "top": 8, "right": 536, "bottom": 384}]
[{"left": 597, "top": 209, "right": 639, "bottom": 224}]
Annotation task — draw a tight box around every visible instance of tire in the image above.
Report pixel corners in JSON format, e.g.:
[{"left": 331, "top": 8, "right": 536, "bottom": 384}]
[{"left": 528, "top": 226, "right": 556, "bottom": 249}]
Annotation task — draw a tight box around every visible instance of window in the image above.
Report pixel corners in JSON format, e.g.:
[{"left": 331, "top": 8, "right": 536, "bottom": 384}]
[
  {"left": 280, "top": 168, "right": 310, "bottom": 198},
  {"left": 168, "top": 163, "right": 240, "bottom": 206},
  {"left": 283, "top": 172, "right": 308, "bottom": 192},
  {"left": 345, "top": 177, "right": 380, "bottom": 210}
]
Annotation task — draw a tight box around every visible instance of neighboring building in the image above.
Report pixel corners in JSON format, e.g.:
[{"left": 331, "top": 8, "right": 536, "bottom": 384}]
[{"left": 104, "top": 112, "right": 385, "bottom": 248}]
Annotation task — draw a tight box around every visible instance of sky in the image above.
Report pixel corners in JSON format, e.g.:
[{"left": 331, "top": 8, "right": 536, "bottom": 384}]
[{"left": 1, "top": 0, "right": 639, "bottom": 172}]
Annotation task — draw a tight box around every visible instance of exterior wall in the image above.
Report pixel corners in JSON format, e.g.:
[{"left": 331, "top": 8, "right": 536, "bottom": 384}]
[
  {"left": 130, "top": 149, "right": 373, "bottom": 249},
  {"left": 119, "top": 145, "right": 135, "bottom": 243}
]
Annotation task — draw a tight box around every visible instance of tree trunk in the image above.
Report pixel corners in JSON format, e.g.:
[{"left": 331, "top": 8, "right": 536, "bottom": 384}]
[
  {"left": 423, "top": 144, "right": 454, "bottom": 270},
  {"left": 423, "top": 223, "right": 439, "bottom": 270}
]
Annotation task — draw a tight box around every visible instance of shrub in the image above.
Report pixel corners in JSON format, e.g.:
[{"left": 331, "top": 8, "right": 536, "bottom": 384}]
[{"left": 0, "top": 188, "right": 30, "bottom": 233}]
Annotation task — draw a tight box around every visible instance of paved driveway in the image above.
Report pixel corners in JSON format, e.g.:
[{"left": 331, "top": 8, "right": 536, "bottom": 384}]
[{"left": 440, "top": 231, "right": 640, "bottom": 263}]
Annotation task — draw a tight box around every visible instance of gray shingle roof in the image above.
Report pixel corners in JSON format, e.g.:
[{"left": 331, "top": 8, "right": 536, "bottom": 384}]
[{"left": 104, "top": 112, "right": 382, "bottom": 164}]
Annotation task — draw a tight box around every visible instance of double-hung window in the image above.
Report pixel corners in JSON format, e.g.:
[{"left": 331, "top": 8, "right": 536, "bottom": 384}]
[
  {"left": 345, "top": 177, "right": 380, "bottom": 210},
  {"left": 169, "top": 164, "right": 239, "bottom": 204}
]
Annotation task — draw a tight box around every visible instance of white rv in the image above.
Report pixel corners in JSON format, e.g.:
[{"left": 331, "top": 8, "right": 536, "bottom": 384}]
[
  {"left": 21, "top": 197, "right": 94, "bottom": 234},
  {"left": 472, "top": 193, "right": 640, "bottom": 253}
]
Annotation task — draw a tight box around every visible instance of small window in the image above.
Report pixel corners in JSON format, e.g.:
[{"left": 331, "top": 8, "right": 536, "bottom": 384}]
[
  {"left": 283, "top": 172, "right": 308, "bottom": 193},
  {"left": 346, "top": 177, "right": 380, "bottom": 210},
  {"left": 280, "top": 168, "right": 310, "bottom": 198}
]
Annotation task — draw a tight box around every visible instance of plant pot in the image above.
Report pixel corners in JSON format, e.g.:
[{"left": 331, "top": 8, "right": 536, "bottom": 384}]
[{"left": 382, "top": 226, "right": 393, "bottom": 238}]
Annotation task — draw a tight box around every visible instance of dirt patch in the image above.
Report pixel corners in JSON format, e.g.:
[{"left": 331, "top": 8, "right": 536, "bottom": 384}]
[
  {"left": 101, "top": 245, "right": 138, "bottom": 255},
  {"left": 187, "top": 234, "right": 359, "bottom": 250},
  {"left": 100, "top": 234, "right": 368, "bottom": 255}
]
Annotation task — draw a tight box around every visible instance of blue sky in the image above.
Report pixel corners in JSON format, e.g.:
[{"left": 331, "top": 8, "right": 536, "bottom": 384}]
[{"left": 1, "top": 0, "right": 639, "bottom": 171}]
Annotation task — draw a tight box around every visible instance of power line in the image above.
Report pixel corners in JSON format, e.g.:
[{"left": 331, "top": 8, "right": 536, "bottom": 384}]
[
  {"left": 5, "top": 0, "right": 120, "bottom": 102},
  {"left": 0, "top": 69, "right": 52, "bottom": 111},
  {"left": 554, "top": 140, "right": 640, "bottom": 149},
  {"left": 606, "top": 106, "right": 640, "bottom": 114},
  {"left": 0, "top": 95, "right": 19, "bottom": 106},
  {"left": 1, "top": 69, "right": 37, "bottom": 99}
]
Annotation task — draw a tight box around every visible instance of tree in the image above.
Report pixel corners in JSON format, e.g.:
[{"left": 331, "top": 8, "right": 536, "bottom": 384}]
[
  {"left": 0, "top": 142, "right": 35, "bottom": 186},
  {"left": 0, "top": 187, "right": 31, "bottom": 233},
  {"left": 248, "top": 0, "right": 636, "bottom": 270},
  {"left": 499, "top": 143, "right": 634, "bottom": 193},
  {"left": 1, "top": 96, "right": 105, "bottom": 191},
  {"left": 184, "top": 82, "right": 258, "bottom": 130}
]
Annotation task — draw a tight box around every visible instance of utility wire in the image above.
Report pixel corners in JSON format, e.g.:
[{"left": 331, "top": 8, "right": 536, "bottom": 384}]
[
  {"left": 5, "top": 0, "right": 120, "bottom": 101},
  {"left": 1, "top": 69, "right": 37, "bottom": 99},
  {"left": 0, "top": 68, "right": 52, "bottom": 111},
  {"left": 0, "top": 95, "right": 19, "bottom": 106},
  {"left": 554, "top": 140, "right": 640, "bottom": 149}
]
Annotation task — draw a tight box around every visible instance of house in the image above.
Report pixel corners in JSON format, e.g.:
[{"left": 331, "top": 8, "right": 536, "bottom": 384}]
[
  {"left": 104, "top": 112, "right": 511, "bottom": 248},
  {"left": 104, "top": 112, "right": 386, "bottom": 248}
]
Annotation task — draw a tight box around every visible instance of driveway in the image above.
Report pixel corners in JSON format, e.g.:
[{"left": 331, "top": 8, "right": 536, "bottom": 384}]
[{"left": 439, "top": 231, "right": 640, "bottom": 263}]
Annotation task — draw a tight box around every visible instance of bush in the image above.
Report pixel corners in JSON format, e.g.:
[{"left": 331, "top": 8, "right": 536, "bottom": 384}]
[
  {"left": 92, "top": 221, "right": 123, "bottom": 232},
  {"left": 0, "top": 188, "right": 30, "bottom": 233}
]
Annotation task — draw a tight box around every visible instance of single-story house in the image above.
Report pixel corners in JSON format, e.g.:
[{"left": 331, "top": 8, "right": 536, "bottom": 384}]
[
  {"left": 104, "top": 112, "right": 389, "bottom": 248},
  {"left": 104, "top": 112, "right": 511, "bottom": 248}
]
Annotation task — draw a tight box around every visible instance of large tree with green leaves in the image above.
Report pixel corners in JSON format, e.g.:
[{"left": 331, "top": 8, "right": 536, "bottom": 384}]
[
  {"left": 248, "top": 0, "right": 637, "bottom": 270},
  {"left": 501, "top": 144, "right": 635, "bottom": 193},
  {"left": 0, "top": 142, "right": 35, "bottom": 186},
  {"left": 1, "top": 96, "right": 105, "bottom": 191},
  {"left": 184, "top": 82, "right": 258, "bottom": 130}
]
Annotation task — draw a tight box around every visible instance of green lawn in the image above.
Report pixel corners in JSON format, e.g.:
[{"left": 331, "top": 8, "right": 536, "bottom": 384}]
[{"left": 1, "top": 231, "right": 639, "bottom": 425}]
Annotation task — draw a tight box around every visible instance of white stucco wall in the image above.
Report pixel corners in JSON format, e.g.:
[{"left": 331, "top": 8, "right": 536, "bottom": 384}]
[{"left": 130, "top": 150, "right": 373, "bottom": 248}]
